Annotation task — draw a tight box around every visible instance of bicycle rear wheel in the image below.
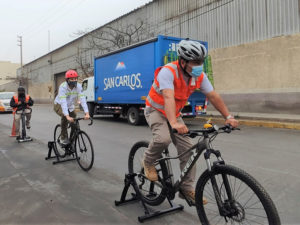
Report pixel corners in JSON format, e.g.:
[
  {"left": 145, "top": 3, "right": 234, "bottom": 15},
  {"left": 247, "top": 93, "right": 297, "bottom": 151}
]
[
  {"left": 195, "top": 164, "right": 281, "bottom": 225},
  {"left": 75, "top": 131, "right": 94, "bottom": 171},
  {"left": 128, "top": 141, "right": 167, "bottom": 206},
  {"left": 53, "top": 124, "right": 66, "bottom": 157}
]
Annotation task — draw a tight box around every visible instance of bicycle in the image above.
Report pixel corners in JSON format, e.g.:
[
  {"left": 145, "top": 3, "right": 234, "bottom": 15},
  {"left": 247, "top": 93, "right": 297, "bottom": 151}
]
[
  {"left": 128, "top": 124, "right": 281, "bottom": 224},
  {"left": 53, "top": 117, "right": 94, "bottom": 171},
  {"left": 15, "top": 107, "right": 32, "bottom": 143}
]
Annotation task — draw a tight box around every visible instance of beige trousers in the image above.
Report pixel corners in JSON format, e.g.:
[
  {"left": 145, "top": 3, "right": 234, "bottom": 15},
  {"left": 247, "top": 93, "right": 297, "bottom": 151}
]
[{"left": 143, "top": 107, "right": 196, "bottom": 191}]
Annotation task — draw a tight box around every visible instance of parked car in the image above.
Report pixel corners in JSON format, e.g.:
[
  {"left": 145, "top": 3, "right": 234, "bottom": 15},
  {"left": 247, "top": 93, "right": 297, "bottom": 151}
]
[{"left": 0, "top": 92, "right": 14, "bottom": 113}]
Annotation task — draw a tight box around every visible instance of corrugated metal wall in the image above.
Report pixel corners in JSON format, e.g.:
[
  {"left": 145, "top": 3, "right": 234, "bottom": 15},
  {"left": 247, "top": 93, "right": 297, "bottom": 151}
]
[{"left": 143, "top": 0, "right": 300, "bottom": 49}]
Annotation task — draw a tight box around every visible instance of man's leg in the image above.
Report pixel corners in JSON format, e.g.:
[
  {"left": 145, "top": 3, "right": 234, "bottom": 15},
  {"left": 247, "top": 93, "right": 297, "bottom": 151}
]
[
  {"left": 53, "top": 104, "right": 68, "bottom": 141},
  {"left": 68, "top": 110, "right": 77, "bottom": 140},
  {"left": 143, "top": 108, "right": 171, "bottom": 181}
]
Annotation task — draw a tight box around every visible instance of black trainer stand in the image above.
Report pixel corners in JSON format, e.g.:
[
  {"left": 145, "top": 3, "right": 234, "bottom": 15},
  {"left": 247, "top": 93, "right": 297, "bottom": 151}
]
[
  {"left": 115, "top": 173, "right": 184, "bottom": 223},
  {"left": 45, "top": 141, "right": 77, "bottom": 165}
]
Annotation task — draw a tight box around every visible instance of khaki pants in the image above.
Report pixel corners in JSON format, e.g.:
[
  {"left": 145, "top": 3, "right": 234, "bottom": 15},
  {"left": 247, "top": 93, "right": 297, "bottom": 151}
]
[
  {"left": 53, "top": 104, "right": 76, "bottom": 140},
  {"left": 143, "top": 108, "right": 196, "bottom": 191},
  {"left": 14, "top": 109, "right": 31, "bottom": 136}
]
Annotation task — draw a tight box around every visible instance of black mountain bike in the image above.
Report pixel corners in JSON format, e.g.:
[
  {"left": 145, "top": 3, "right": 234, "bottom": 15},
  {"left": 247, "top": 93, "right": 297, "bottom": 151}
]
[
  {"left": 53, "top": 117, "right": 94, "bottom": 171},
  {"left": 128, "top": 124, "right": 281, "bottom": 224},
  {"left": 15, "top": 107, "right": 32, "bottom": 143}
]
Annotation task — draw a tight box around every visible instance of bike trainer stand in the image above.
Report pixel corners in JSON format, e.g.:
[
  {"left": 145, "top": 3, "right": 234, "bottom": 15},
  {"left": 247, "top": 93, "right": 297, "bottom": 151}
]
[
  {"left": 45, "top": 141, "right": 77, "bottom": 165},
  {"left": 115, "top": 173, "right": 184, "bottom": 223}
]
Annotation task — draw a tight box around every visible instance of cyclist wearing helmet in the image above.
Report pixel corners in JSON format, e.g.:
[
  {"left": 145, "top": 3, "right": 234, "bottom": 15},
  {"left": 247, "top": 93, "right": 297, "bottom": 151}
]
[
  {"left": 143, "top": 39, "right": 238, "bottom": 204},
  {"left": 53, "top": 70, "right": 90, "bottom": 145},
  {"left": 10, "top": 86, "right": 34, "bottom": 140}
]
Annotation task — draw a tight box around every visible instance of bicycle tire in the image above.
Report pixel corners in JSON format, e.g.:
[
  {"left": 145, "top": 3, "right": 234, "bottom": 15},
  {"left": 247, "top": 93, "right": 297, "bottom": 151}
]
[
  {"left": 128, "top": 141, "right": 168, "bottom": 206},
  {"left": 75, "top": 131, "right": 94, "bottom": 171},
  {"left": 195, "top": 164, "right": 281, "bottom": 225},
  {"left": 53, "top": 124, "right": 66, "bottom": 157}
]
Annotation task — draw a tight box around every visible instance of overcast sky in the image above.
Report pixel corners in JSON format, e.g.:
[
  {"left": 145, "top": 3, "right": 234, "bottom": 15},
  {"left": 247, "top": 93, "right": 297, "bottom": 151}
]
[{"left": 0, "top": 0, "right": 152, "bottom": 64}]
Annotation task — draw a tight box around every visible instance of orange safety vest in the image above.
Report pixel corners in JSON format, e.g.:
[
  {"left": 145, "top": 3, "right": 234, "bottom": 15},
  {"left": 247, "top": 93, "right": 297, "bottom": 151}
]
[
  {"left": 13, "top": 95, "right": 30, "bottom": 113},
  {"left": 146, "top": 61, "right": 204, "bottom": 117}
]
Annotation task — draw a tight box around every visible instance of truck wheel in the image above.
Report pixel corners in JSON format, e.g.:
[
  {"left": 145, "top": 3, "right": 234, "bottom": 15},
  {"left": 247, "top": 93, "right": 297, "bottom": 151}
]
[
  {"left": 87, "top": 103, "right": 95, "bottom": 118},
  {"left": 127, "top": 107, "right": 140, "bottom": 126}
]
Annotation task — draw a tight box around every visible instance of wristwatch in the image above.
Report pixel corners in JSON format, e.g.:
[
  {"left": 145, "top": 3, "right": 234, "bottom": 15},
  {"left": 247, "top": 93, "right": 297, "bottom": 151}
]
[{"left": 226, "top": 114, "right": 234, "bottom": 120}]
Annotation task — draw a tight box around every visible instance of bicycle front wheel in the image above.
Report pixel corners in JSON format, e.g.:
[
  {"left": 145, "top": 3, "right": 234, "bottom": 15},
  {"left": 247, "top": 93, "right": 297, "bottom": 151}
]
[
  {"left": 128, "top": 141, "right": 167, "bottom": 206},
  {"left": 195, "top": 164, "right": 281, "bottom": 225},
  {"left": 75, "top": 131, "right": 94, "bottom": 171}
]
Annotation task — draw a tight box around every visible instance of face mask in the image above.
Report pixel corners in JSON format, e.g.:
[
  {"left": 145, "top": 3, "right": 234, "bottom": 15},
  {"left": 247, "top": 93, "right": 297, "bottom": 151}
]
[
  {"left": 190, "top": 65, "right": 203, "bottom": 77},
  {"left": 68, "top": 81, "right": 77, "bottom": 89}
]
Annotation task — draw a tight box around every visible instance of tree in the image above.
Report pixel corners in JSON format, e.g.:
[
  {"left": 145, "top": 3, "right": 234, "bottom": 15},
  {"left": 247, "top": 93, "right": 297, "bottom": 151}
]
[{"left": 74, "top": 19, "right": 154, "bottom": 78}]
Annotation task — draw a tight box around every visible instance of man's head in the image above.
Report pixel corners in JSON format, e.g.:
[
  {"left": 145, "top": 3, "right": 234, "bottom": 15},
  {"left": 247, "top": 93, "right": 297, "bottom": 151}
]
[
  {"left": 177, "top": 39, "right": 207, "bottom": 77},
  {"left": 17, "top": 86, "right": 26, "bottom": 98},
  {"left": 65, "top": 70, "right": 78, "bottom": 89}
]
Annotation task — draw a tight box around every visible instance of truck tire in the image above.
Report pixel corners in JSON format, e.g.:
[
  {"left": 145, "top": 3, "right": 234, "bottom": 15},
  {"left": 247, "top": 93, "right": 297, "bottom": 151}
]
[
  {"left": 127, "top": 107, "right": 141, "bottom": 126},
  {"left": 87, "top": 103, "right": 95, "bottom": 118}
]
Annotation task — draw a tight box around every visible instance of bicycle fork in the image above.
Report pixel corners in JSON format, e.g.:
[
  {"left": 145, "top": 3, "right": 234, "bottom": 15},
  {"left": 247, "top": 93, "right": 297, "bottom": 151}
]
[{"left": 205, "top": 148, "right": 236, "bottom": 221}]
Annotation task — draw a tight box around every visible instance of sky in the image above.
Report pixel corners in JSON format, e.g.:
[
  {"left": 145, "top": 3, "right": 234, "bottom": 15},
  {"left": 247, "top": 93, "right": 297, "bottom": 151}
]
[{"left": 0, "top": 0, "right": 152, "bottom": 64}]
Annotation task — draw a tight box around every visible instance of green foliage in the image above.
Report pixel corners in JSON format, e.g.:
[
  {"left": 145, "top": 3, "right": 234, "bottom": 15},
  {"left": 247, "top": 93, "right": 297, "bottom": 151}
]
[{"left": 204, "top": 55, "right": 214, "bottom": 87}]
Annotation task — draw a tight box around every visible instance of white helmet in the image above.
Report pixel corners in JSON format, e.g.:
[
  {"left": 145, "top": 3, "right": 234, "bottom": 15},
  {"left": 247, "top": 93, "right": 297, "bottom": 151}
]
[{"left": 177, "top": 39, "right": 207, "bottom": 62}]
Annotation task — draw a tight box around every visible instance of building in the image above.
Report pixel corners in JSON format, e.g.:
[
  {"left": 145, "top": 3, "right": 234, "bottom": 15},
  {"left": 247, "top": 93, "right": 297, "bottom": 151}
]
[
  {"left": 0, "top": 61, "right": 19, "bottom": 92},
  {"left": 17, "top": 0, "right": 300, "bottom": 113}
]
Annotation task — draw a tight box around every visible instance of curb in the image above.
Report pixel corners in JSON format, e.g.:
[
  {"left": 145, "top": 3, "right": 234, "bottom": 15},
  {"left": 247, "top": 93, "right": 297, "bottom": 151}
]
[{"left": 187, "top": 116, "right": 300, "bottom": 130}]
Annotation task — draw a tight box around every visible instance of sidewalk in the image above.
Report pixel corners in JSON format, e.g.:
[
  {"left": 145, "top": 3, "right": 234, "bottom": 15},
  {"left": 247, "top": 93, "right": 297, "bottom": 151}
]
[
  {"left": 0, "top": 124, "right": 200, "bottom": 225},
  {"left": 191, "top": 111, "right": 300, "bottom": 130}
]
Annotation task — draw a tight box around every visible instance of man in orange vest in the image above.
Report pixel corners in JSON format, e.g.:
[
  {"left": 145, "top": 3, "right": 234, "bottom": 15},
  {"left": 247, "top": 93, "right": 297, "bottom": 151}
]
[
  {"left": 10, "top": 86, "right": 34, "bottom": 140},
  {"left": 144, "top": 39, "right": 238, "bottom": 204}
]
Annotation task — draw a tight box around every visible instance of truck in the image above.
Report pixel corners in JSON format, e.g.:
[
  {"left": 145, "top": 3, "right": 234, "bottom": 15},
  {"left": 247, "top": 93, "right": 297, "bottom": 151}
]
[{"left": 82, "top": 35, "right": 208, "bottom": 125}]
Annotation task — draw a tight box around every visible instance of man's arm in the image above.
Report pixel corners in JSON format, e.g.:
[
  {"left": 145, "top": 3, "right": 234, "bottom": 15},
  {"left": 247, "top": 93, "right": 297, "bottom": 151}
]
[
  {"left": 206, "top": 90, "right": 238, "bottom": 127},
  {"left": 162, "top": 89, "right": 188, "bottom": 134},
  {"left": 10, "top": 97, "right": 17, "bottom": 108},
  {"left": 28, "top": 97, "right": 34, "bottom": 106},
  {"left": 77, "top": 84, "right": 90, "bottom": 119}
]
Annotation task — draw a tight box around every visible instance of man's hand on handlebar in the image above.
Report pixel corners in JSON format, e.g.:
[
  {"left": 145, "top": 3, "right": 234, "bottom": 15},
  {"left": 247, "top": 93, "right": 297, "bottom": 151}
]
[
  {"left": 171, "top": 122, "right": 188, "bottom": 134},
  {"left": 84, "top": 113, "right": 90, "bottom": 120},
  {"left": 66, "top": 115, "right": 74, "bottom": 123},
  {"left": 225, "top": 118, "right": 239, "bottom": 128}
]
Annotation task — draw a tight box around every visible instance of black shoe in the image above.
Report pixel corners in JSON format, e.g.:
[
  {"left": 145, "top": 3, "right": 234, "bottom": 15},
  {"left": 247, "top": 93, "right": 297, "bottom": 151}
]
[{"left": 16, "top": 136, "right": 20, "bottom": 140}]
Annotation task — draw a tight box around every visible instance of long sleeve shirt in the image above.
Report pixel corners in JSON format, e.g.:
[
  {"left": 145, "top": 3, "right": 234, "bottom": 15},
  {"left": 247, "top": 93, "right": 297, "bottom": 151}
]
[
  {"left": 10, "top": 95, "right": 34, "bottom": 111},
  {"left": 54, "top": 82, "right": 88, "bottom": 116}
]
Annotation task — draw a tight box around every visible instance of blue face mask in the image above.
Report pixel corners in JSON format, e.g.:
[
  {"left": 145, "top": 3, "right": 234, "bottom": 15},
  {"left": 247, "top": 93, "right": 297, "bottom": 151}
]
[{"left": 190, "top": 65, "right": 203, "bottom": 77}]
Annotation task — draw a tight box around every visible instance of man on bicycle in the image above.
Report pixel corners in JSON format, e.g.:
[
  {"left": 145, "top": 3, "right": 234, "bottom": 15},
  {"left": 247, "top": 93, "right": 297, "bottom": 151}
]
[
  {"left": 143, "top": 39, "right": 238, "bottom": 204},
  {"left": 54, "top": 70, "right": 90, "bottom": 145},
  {"left": 10, "top": 86, "right": 34, "bottom": 140}
]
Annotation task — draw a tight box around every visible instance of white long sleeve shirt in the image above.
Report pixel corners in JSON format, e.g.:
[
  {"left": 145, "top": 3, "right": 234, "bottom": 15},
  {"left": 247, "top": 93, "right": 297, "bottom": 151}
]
[{"left": 54, "top": 81, "right": 89, "bottom": 116}]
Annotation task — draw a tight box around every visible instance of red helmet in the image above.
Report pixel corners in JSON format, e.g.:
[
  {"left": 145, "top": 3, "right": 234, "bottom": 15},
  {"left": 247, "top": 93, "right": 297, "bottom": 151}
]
[{"left": 65, "top": 70, "right": 78, "bottom": 79}]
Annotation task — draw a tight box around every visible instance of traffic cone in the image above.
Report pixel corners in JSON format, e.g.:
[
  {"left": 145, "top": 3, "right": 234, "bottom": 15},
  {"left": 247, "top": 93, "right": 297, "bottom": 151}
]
[{"left": 10, "top": 113, "right": 17, "bottom": 137}]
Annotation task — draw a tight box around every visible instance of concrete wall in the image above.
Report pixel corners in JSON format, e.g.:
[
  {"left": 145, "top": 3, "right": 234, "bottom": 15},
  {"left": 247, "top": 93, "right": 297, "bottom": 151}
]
[{"left": 210, "top": 33, "right": 300, "bottom": 114}]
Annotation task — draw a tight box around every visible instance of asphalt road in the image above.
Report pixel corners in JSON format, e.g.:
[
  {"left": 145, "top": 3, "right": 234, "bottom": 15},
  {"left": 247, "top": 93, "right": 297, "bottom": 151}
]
[{"left": 0, "top": 105, "right": 299, "bottom": 224}]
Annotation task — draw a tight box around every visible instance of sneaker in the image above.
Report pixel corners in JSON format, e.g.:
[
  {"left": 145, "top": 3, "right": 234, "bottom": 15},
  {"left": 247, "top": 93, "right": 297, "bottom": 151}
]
[
  {"left": 143, "top": 161, "right": 158, "bottom": 181},
  {"left": 178, "top": 190, "right": 208, "bottom": 205}
]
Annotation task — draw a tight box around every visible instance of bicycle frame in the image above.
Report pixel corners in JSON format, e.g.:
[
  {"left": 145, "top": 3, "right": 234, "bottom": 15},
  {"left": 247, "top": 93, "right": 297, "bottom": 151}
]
[{"left": 156, "top": 130, "right": 229, "bottom": 209}]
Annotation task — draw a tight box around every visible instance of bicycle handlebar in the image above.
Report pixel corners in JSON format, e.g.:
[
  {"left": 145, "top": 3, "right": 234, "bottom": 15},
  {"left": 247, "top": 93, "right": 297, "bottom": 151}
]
[
  {"left": 172, "top": 124, "right": 240, "bottom": 138},
  {"left": 73, "top": 117, "right": 93, "bottom": 126}
]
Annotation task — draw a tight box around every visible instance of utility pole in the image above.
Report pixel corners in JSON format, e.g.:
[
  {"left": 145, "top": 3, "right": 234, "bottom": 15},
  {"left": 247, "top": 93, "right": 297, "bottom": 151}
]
[{"left": 17, "top": 35, "right": 23, "bottom": 87}]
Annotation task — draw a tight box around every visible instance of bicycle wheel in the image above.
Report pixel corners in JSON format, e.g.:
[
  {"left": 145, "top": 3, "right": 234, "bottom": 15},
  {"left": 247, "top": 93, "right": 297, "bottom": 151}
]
[
  {"left": 195, "top": 164, "right": 281, "bottom": 225},
  {"left": 128, "top": 141, "right": 167, "bottom": 206},
  {"left": 75, "top": 131, "right": 94, "bottom": 171},
  {"left": 53, "top": 124, "right": 66, "bottom": 157}
]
